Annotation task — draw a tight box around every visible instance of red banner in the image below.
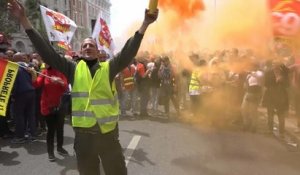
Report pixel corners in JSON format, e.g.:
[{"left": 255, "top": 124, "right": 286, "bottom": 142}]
[
  {"left": 270, "top": 0, "right": 300, "bottom": 36},
  {"left": 57, "top": 41, "right": 72, "bottom": 51}
]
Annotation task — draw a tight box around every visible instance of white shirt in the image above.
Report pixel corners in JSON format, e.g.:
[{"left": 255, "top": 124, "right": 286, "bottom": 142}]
[{"left": 247, "top": 70, "right": 264, "bottom": 87}]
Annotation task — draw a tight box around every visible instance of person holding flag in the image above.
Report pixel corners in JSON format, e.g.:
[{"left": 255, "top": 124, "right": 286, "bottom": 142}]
[{"left": 7, "top": 0, "right": 158, "bottom": 174}]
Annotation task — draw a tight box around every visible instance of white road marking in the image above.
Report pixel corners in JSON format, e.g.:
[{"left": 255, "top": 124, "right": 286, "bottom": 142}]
[{"left": 125, "top": 135, "right": 141, "bottom": 166}]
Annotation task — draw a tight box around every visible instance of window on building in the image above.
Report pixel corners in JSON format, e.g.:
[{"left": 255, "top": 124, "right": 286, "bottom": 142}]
[{"left": 74, "top": 12, "right": 77, "bottom": 24}]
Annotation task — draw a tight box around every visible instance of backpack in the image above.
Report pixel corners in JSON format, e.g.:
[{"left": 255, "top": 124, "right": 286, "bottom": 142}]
[{"left": 161, "top": 66, "right": 172, "bottom": 85}]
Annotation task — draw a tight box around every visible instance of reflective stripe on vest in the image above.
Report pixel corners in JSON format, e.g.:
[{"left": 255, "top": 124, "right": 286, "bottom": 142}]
[
  {"left": 124, "top": 77, "right": 134, "bottom": 81},
  {"left": 72, "top": 92, "right": 89, "bottom": 98},
  {"left": 90, "top": 95, "right": 118, "bottom": 105},
  {"left": 97, "top": 115, "right": 119, "bottom": 124},
  {"left": 72, "top": 111, "right": 119, "bottom": 124},
  {"left": 72, "top": 111, "right": 94, "bottom": 117},
  {"left": 124, "top": 77, "right": 134, "bottom": 86}
]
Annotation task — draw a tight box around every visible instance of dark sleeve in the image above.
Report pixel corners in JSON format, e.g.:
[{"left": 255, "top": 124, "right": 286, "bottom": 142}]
[
  {"left": 25, "top": 29, "right": 76, "bottom": 84},
  {"left": 264, "top": 71, "right": 272, "bottom": 88},
  {"left": 109, "top": 31, "right": 143, "bottom": 82}
]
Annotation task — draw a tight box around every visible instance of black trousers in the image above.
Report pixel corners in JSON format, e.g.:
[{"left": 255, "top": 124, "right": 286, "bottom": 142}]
[
  {"left": 267, "top": 107, "right": 287, "bottom": 134},
  {"left": 14, "top": 91, "right": 36, "bottom": 138},
  {"left": 44, "top": 109, "right": 65, "bottom": 154},
  {"left": 190, "top": 95, "right": 201, "bottom": 116},
  {"left": 74, "top": 126, "right": 127, "bottom": 175}
]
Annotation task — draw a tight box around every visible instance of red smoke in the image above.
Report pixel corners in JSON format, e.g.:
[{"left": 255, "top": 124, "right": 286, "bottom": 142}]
[{"left": 159, "top": 0, "right": 205, "bottom": 19}]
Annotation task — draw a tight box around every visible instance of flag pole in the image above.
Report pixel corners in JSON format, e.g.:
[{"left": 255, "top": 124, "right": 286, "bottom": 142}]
[{"left": 9, "top": 60, "right": 55, "bottom": 80}]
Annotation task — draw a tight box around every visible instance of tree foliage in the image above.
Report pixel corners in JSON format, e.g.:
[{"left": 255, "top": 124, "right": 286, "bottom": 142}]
[
  {"left": 0, "top": 0, "right": 18, "bottom": 37},
  {"left": 24, "top": 0, "right": 48, "bottom": 39}
]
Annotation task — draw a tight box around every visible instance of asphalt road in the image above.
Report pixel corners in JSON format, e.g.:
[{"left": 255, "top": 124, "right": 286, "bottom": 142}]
[{"left": 1, "top": 116, "right": 300, "bottom": 175}]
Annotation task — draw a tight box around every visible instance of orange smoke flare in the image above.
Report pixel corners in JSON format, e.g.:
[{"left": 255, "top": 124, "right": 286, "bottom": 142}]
[{"left": 159, "top": 0, "right": 205, "bottom": 19}]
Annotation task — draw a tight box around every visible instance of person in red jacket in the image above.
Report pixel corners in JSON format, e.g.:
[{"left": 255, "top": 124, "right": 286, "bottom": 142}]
[
  {"left": 120, "top": 63, "right": 138, "bottom": 116},
  {"left": 30, "top": 64, "right": 69, "bottom": 161}
]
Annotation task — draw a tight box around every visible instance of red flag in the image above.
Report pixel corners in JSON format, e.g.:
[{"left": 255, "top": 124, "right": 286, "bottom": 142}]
[
  {"left": 99, "top": 18, "right": 113, "bottom": 49},
  {"left": 57, "top": 41, "right": 72, "bottom": 51},
  {"left": 92, "top": 13, "right": 115, "bottom": 58},
  {"left": 270, "top": 0, "right": 300, "bottom": 36}
]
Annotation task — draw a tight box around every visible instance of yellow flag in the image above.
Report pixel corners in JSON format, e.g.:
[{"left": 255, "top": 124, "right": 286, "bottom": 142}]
[{"left": 0, "top": 59, "right": 19, "bottom": 116}]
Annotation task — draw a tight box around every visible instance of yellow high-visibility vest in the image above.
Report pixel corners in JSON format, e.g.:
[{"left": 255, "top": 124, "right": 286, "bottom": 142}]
[
  {"left": 189, "top": 69, "right": 201, "bottom": 93},
  {"left": 72, "top": 60, "right": 119, "bottom": 133}
]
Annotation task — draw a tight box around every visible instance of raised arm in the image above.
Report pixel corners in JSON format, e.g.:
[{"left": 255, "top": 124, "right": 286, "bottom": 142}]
[
  {"left": 109, "top": 9, "right": 158, "bottom": 80},
  {"left": 7, "top": 0, "right": 76, "bottom": 83}
]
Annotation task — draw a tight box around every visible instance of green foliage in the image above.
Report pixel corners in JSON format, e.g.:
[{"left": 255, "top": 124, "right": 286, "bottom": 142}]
[
  {"left": 0, "top": 0, "right": 18, "bottom": 37},
  {"left": 24, "top": 0, "right": 48, "bottom": 40},
  {"left": 25, "top": 0, "right": 40, "bottom": 20}
]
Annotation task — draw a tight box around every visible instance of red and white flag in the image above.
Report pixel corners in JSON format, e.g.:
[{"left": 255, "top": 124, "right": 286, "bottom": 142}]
[
  {"left": 40, "top": 5, "right": 77, "bottom": 44},
  {"left": 92, "top": 13, "right": 115, "bottom": 58},
  {"left": 57, "top": 41, "right": 72, "bottom": 51}
]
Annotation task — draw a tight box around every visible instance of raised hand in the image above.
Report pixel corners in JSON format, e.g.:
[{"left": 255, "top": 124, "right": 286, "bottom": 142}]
[
  {"left": 144, "top": 9, "right": 159, "bottom": 25},
  {"left": 138, "top": 9, "right": 159, "bottom": 34}
]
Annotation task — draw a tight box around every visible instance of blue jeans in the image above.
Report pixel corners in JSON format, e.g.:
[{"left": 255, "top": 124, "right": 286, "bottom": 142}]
[{"left": 121, "top": 89, "right": 138, "bottom": 115}]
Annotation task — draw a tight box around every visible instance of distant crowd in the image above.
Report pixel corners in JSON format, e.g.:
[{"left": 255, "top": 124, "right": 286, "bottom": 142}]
[{"left": 0, "top": 45, "right": 300, "bottom": 145}]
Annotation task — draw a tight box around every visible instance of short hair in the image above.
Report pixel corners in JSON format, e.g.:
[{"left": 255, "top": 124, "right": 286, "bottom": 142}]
[
  {"left": 6, "top": 47, "right": 16, "bottom": 54},
  {"left": 81, "top": 37, "right": 98, "bottom": 50}
]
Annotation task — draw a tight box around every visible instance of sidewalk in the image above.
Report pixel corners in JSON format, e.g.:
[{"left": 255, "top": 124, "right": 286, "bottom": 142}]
[{"left": 259, "top": 107, "right": 300, "bottom": 150}]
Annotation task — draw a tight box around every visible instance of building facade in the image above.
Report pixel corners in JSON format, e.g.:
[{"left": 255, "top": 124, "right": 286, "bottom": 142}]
[{"left": 11, "top": 0, "right": 111, "bottom": 53}]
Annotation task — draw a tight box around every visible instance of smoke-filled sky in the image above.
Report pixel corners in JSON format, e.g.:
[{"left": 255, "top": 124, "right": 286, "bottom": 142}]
[
  {"left": 110, "top": 0, "right": 148, "bottom": 39},
  {"left": 110, "top": 0, "right": 273, "bottom": 56}
]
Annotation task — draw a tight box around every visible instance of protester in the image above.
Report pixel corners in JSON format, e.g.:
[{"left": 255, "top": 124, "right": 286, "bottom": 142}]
[
  {"left": 8, "top": 0, "right": 158, "bottom": 174},
  {"left": 263, "top": 60, "right": 289, "bottom": 137},
  {"left": 30, "top": 63, "right": 69, "bottom": 162},
  {"left": 11, "top": 52, "right": 37, "bottom": 144},
  {"left": 136, "top": 56, "right": 152, "bottom": 117},
  {"left": 120, "top": 62, "right": 138, "bottom": 117},
  {"left": 289, "top": 58, "right": 300, "bottom": 133},
  {"left": 188, "top": 56, "right": 207, "bottom": 117},
  {"left": 241, "top": 61, "right": 264, "bottom": 132},
  {"left": 158, "top": 56, "right": 180, "bottom": 118},
  {"left": 149, "top": 57, "right": 161, "bottom": 114},
  {"left": 31, "top": 53, "right": 47, "bottom": 134}
]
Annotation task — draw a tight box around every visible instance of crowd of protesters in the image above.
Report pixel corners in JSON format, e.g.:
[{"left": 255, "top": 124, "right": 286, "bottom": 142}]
[
  {"left": 0, "top": 42, "right": 300, "bottom": 158},
  {"left": 0, "top": 48, "right": 71, "bottom": 161},
  {"left": 115, "top": 46, "right": 300, "bottom": 137}
]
